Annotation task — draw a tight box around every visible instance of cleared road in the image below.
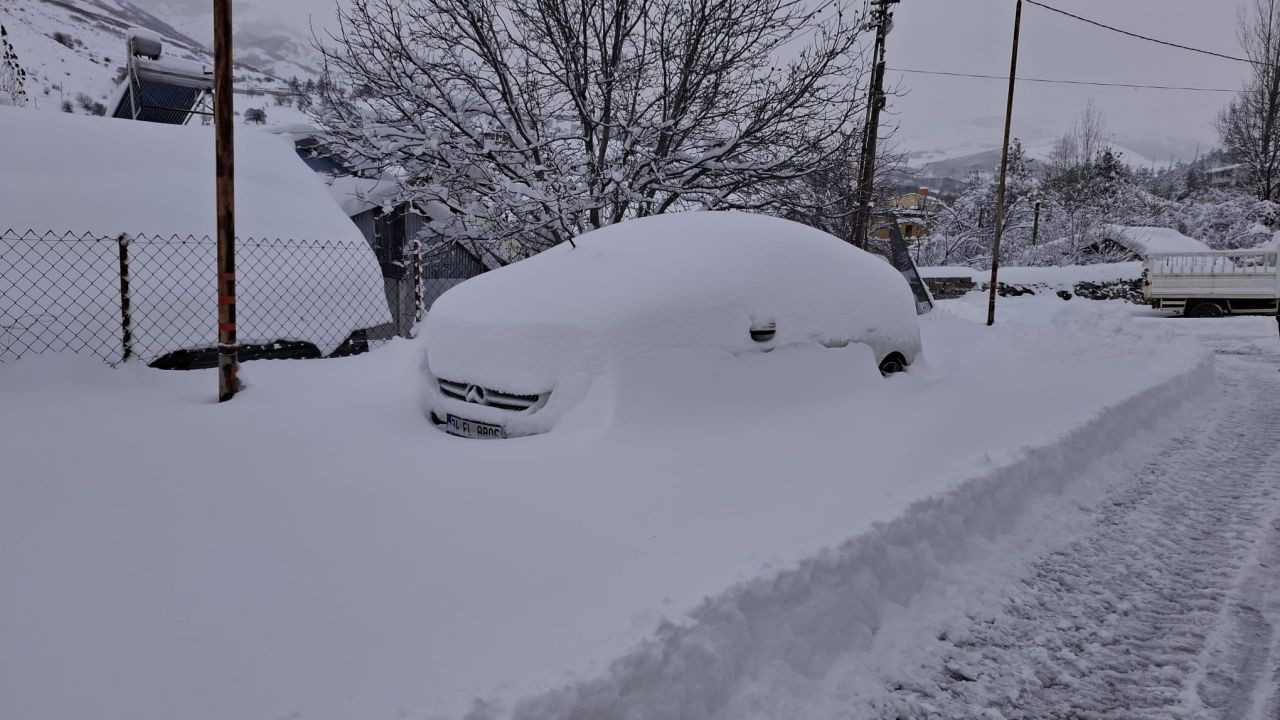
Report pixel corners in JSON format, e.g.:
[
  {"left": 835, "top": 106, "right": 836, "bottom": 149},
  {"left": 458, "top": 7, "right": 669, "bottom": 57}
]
[{"left": 867, "top": 318, "right": 1280, "bottom": 719}]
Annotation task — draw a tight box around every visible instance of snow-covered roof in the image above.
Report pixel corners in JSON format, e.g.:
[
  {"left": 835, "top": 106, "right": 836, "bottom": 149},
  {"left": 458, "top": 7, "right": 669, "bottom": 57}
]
[
  {"left": 0, "top": 105, "right": 365, "bottom": 241},
  {"left": 326, "top": 174, "right": 460, "bottom": 227},
  {"left": 1101, "top": 225, "right": 1211, "bottom": 257},
  {"left": 269, "top": 122, "right": 323, "bottom": 138}
]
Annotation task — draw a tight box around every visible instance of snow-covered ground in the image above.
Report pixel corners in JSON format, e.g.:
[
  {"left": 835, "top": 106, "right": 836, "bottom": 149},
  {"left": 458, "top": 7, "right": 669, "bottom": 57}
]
[{"left": 0, "top": 294, "right": 1249, "bottom": 720}]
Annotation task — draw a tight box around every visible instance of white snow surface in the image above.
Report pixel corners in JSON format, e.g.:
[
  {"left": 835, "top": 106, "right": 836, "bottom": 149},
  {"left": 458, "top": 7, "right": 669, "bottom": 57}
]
[
  {"left": 0, "top": 105, "right": 389, "bottom": 356},
  {"left": 424, "top": 212, "right": 923, "bottom": 434},
  {"left": 1103, "top": 224, "right": 1212, "bottom": 256},
  {"left": 0, "top": 295, "right": 1212, "bottom": 720}
]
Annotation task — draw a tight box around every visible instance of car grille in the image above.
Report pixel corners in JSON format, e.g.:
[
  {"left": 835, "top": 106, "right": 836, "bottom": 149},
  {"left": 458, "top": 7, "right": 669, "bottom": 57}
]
[{"left": 438, "top": 378, "right": 544, "bottom": 412}]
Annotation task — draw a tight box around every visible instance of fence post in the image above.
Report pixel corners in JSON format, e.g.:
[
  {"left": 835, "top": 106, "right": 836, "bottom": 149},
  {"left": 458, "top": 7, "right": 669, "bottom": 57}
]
[
  {"left": 117, "top": 233, "right": 132, "bottom": 362},
  {"left": 411, "top": 239, "right": 423, "bottom": 328}
]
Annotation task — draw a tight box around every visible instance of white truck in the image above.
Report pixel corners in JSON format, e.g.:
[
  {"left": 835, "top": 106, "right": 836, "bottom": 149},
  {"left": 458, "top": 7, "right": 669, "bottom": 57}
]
[{"left": 1142, "top": 250, "right": 1279, "bottom": 317}]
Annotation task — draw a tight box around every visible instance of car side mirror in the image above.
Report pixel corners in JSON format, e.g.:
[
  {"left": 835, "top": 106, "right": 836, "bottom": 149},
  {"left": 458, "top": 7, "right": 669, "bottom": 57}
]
[{"left": 750, "top": 320, "right": 776, "bottom": 342}]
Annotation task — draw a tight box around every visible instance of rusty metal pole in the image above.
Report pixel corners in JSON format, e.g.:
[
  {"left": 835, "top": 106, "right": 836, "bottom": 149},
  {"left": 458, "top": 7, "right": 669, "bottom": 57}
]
[
  {"left": 987, "top": 0, "right": 1023, "bottom": 327},
  {"left": 213, "top": 0, "right": 238, "bottom": 400}
]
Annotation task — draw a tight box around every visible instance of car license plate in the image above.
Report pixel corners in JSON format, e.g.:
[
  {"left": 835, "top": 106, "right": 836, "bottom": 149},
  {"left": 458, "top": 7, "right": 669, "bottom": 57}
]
[{"left": 445, "top": 414, "right": 506, "bottom": 439}]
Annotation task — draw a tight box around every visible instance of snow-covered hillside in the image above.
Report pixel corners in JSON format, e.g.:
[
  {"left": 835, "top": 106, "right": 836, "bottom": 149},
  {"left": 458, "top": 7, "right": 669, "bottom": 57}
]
[
  {"left": 897, "top": 115, "right": 1208, "bottom": 184},
  {"left": 0, "top": 0, "right": 317, "bottom": 119}
]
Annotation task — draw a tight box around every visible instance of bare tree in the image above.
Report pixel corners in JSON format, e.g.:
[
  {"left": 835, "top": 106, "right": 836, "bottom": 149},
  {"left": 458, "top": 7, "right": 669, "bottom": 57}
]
[
  {"left": 1047, "top": 98, "right": 1107, "bottom": 174},
  {"left": 312, "top": 0, "right": 871, "bottom": 256},
  {"left": 1217, "top": 0, "right": 1280, "bottom": 201}
]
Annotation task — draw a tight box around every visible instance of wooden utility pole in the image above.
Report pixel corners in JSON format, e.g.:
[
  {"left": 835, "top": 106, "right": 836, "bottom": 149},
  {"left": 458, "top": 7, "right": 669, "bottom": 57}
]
[
  {"left": 987, "top": 0, "right": 1023, "bottom": 327},
  {"left": 1031, "top": 200, "right": 1041, "bottom": 246},
  {"left": 851, "top": 0, "right": 899, "bottom": 250},
  {"left": 213, "top": 0, "right": 238, "bottom": 400}
]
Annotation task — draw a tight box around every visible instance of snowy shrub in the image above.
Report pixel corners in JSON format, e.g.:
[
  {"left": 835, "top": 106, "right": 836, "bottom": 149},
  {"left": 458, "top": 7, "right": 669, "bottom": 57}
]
[{"left": 1147, "top": 188, "right": 1278, "bottom": 249}]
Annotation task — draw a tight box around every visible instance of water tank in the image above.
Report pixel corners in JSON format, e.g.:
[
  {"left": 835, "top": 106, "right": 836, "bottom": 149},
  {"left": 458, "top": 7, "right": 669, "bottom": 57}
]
[{"left": 128, "top": 32, "right": 162, "bottom": 60}]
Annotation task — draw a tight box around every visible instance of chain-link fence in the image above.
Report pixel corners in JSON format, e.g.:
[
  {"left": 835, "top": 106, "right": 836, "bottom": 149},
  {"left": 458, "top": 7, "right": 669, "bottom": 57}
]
[{"left": 1, "top": 229, "right": 466, "bottom": 368}]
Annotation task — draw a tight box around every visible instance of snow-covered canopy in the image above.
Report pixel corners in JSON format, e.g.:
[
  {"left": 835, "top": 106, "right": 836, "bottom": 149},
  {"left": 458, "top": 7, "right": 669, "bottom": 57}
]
[
  {"left": 0, "top": 105, "right": 370, "bottom": 241},
  {"left": 1101, "top": 225, "right": 1211, "bottom": 257},
  {"left": 0, "top": 106, "right": 390, "bottom": 358}
]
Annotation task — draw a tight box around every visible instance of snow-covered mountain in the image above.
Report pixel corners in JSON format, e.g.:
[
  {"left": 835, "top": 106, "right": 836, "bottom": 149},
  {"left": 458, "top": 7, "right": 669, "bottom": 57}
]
[
  {"left": 896, "top": 115, "right": 1210, "bottom": 188},
  {"left": 0, "top": 0, "right": 320, "bottom": 117}
]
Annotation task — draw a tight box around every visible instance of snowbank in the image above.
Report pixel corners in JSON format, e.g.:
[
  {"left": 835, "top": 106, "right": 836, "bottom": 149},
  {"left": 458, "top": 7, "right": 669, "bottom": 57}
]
[
  {"left": 0, "top": 297, "right": 1212, "bottom": 720},
  {"left": 0, "top": 106, "right": 389, "bottom": 358}
]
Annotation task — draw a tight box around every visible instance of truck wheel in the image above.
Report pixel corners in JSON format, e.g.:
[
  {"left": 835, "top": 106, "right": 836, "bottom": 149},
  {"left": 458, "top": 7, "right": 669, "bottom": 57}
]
[{"left": 1188, "top": 301, "right": 1225, "bottom": 318}]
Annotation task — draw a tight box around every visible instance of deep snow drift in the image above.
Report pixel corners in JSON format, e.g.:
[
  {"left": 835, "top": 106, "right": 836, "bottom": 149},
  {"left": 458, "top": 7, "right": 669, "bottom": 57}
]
[{"left": 0, "top": 296, "right": 1212, "bottom": 720}]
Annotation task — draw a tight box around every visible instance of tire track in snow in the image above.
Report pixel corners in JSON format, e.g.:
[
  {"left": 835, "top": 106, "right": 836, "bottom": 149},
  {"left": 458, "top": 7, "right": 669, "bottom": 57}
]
[{"left": 872, "top": 350, "right": 1280, "bottom": 720}]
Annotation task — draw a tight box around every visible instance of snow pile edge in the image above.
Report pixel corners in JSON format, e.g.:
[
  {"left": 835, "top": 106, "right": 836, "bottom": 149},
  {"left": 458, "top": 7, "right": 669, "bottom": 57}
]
[{"left": 488, "top": 351, "right": 1217, "bottom": 720}]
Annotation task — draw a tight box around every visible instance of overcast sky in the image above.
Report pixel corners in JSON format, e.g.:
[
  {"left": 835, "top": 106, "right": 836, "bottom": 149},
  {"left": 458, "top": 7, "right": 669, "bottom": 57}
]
[
  {"left": 171, "top": 0, "right": 1252, "bottom": 159},
  {"left": 887, "top": 0, "right": 1250, "bottom": 159}
]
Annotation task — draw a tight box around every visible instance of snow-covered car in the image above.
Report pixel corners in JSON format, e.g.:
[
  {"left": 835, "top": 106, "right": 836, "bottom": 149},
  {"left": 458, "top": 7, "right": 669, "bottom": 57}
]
[{"left": 422, "top": 211, "right": 923, "bottom": 438}]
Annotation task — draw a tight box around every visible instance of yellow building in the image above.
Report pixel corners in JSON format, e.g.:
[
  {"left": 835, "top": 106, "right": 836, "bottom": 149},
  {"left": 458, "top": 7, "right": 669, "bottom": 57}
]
[{"left": 873, "top": 188, "right": 943, "bottom": 241}]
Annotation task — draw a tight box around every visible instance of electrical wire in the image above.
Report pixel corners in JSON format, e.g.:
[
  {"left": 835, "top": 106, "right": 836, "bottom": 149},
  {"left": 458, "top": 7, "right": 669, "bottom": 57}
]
[
  {"left": 888, "top": 66, "right": 1242, "bottom": 93},
  {"left": 1024, "top": 0, "right": 1270, "bottom": 67}
]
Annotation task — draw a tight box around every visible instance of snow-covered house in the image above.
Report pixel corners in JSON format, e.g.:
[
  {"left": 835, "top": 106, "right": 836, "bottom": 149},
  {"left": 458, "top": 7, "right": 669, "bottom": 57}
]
[
  {"left": 1087, "top": 225, "right": 1211, "bottom": 261},
  {"left": 874, "top": 188, "right": 943, "bottom": 241},
  {"left": 1206, "top": 163, "right": 1248, "bottom": 190},
  {"left": 0, "top": 105, "right": 390, "bottom": 365}
]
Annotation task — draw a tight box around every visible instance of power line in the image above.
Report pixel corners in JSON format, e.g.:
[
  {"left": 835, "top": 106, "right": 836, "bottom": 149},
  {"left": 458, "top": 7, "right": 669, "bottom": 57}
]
[
  {"left": 889, "top": 66, "right": 1242, "bottom": 94},
  {"left": 1024, "top": 0, "right": 1268, "bottom": 67}
]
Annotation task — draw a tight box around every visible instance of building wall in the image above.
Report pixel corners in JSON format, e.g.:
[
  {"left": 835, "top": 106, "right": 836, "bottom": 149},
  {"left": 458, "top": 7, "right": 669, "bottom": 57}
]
[{"left": 423, "top": 243, "right": 486, "bottom": 280}]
